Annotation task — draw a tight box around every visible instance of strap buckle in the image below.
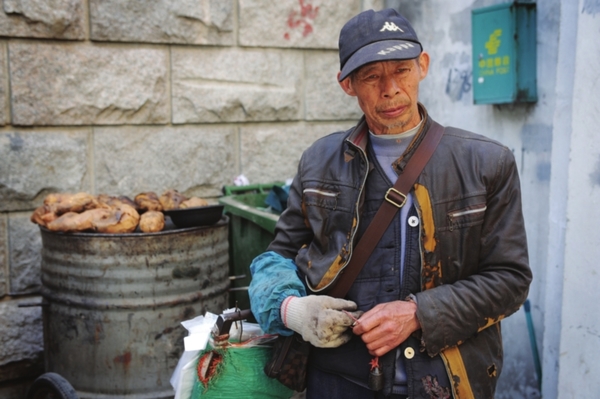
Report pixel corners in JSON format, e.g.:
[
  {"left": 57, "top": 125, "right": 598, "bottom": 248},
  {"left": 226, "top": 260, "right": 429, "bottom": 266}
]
[{"left": 385, "top": 188, "right": 407, "bottom": 208}]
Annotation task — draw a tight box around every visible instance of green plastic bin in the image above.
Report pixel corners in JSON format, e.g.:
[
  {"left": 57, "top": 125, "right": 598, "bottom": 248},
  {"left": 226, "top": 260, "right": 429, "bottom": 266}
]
[{"left": 219, "top": 184, "right": 283, "bottom": 313}]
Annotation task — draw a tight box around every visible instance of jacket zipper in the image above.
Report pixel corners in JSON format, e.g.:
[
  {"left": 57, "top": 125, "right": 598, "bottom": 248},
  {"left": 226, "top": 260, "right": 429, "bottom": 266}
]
[
  {"left": 347, "top": 144, "right": 369, "bottom": 265},
  {"left": 448, "top": 206, "right": 487, "bottom": 231},
  {"left": 308, "top": 142, "right": 369, "bottom": 293},
  {"left": 303, "top": 188, "right": 338, "bottom": 197},
  {"left": 416, "top": 205, "right": 424, "bottom": 294}
]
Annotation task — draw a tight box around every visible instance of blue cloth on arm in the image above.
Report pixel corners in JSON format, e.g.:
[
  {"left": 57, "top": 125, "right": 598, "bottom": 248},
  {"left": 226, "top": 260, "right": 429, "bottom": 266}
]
[{"left": 248, "top": 251, "right": 307, "bottom": 335}]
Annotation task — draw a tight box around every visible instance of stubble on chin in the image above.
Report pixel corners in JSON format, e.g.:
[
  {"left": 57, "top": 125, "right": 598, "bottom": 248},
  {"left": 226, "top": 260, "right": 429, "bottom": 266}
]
[{"left": 373, "top": 118, "right": 412, "bottom": 135}]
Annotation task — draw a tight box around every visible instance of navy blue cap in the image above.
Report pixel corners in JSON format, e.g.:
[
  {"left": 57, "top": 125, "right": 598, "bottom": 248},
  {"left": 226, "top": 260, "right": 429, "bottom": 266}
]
[{"left": 338, "top": 9, "right": 422, "bottom": 81}]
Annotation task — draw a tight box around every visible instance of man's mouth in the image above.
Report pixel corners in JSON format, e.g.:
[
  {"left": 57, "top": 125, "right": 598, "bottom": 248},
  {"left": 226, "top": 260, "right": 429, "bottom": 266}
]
[{"left": 378, "top": 105, "right": 406, "bottom": 118}]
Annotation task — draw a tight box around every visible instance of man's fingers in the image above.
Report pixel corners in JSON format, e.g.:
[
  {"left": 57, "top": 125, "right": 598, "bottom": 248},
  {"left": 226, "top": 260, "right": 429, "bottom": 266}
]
[
  {"left": 318, "top": 331, "right": 354, "bottom": 348},
  {"left": 349, "top": 310, "right": 364, "bottom": 320},
  {"left": 351, "top": 312, "right": 379, "bottom": 335},
  {"left": 321, "top": 310, "right": 358, "bottom": 328},
  {"left": 323, "top": 297, "right": 358, "bottom": 311},
  {"left": 366, "top": 341, "right": 396, "bottom": 357}
]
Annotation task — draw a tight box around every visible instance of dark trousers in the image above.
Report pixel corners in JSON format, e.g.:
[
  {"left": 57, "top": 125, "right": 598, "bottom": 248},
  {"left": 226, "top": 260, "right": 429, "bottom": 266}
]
[{"left": 306, "top": 367, "right": 408, "bottom": 399}]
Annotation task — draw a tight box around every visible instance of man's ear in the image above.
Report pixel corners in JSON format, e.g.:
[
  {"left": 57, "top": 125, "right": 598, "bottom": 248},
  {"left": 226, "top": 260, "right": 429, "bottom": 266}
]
[
  {"left": 337, "top": 71, "right": 357, "bottom": 96},
  {"left": 418, "top": 52, "right": 430, "bottom": 81}
]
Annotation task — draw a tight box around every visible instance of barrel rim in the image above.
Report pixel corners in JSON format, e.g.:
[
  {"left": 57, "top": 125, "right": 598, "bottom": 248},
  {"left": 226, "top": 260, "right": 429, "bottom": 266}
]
[{"left": 38, "top": 215, "right": 228, "bottom": 238}]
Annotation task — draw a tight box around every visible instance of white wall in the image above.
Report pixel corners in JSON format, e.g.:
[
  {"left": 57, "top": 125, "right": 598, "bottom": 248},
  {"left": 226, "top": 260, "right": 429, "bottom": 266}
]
[
  {"left": 555, "top": 0, "right": 600, "bottom": 397},
  {"left": 397, "top": 0, "right": 600, "bottom": 397}
]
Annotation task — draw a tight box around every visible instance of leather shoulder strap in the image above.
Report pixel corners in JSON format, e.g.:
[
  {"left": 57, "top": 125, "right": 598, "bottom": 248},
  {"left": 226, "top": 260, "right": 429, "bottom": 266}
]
[{"left": 327, "top": 121, "right": 445, "bottom": 298}]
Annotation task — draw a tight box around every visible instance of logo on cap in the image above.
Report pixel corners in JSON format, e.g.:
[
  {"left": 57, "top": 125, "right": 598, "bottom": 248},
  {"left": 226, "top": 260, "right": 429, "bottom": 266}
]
[
  {"left": 380, "top": 22, "right": 404, "bottom": 32},
  {"left": 377, "top": 43, "right": 416, "bottom": 56}
]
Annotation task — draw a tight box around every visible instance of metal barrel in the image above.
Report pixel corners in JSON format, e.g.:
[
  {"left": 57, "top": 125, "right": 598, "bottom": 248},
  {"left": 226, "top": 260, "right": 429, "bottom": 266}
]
[{"left": 39, "top": 219, "right": 229, "bottom": 399}]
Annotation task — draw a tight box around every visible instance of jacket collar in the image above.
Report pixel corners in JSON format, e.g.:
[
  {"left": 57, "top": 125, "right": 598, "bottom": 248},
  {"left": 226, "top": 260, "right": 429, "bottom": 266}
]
[
  {"left": 344, "top": 103, "right": 432, "bottom": 172},
  {"left": 393, "top": 104, "right": 432, "bottom": 174}
]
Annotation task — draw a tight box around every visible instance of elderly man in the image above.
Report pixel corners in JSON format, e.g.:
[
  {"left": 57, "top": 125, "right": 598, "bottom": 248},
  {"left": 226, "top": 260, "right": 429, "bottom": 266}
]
[{"left": 249, "top": 8, "right": 531, "bottom": 399}]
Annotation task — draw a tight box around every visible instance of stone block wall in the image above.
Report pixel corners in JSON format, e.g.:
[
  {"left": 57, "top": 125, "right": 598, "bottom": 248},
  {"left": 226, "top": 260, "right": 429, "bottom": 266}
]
[{"left": 0, "top": 0, "right": 384, "bottom": 395}]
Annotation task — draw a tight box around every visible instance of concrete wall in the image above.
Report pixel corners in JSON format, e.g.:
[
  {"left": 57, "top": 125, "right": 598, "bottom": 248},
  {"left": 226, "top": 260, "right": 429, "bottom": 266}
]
[
  {"left": 0, "top": 0, "right": 375, "bottom": 396},
  {"left": 551, "top": 0, "right": 600, "bottom": 397},
  {"left": 1, "top": 0, "right": 598, "bottom": 398}
]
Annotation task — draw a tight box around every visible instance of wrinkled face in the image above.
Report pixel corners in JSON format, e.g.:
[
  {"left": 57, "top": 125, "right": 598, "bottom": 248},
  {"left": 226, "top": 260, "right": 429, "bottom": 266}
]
[{"left": 338, "top": 53, "right": 430, "bottom": 135}]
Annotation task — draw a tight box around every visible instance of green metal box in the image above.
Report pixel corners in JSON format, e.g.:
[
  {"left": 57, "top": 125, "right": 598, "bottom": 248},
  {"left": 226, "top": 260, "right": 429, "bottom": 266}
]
[
  {"left": 219, "top": 184, "right": 282, "bottom": 314},
  {"left": 472, "top": 2, "right": 537, "bottom": 104}
]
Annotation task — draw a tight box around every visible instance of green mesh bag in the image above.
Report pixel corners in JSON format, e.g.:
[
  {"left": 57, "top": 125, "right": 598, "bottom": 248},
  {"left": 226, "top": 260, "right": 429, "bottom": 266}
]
[{"left": 191, "top": 343, "right": 293, "bottom": 399}]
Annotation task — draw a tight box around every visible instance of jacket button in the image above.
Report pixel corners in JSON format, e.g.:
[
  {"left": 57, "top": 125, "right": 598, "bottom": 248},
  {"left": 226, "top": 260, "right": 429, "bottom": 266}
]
[
  {"left": 408, "top": 216, "right": 419, "bottom": 227},
  {"left": 404, "top": 347, "right": 415, "bottom": 359}
]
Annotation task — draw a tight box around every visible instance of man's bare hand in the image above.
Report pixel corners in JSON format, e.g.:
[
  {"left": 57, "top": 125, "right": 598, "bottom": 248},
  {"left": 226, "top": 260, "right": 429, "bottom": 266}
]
[{"left": 352, "top": 300, "right": 421, "bottom": 357}]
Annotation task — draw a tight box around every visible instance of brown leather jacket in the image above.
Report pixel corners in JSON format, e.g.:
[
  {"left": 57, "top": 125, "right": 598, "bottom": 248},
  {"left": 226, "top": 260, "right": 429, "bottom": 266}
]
[{"left": 268, "top": 105, "right": 532, "bottom": 398}]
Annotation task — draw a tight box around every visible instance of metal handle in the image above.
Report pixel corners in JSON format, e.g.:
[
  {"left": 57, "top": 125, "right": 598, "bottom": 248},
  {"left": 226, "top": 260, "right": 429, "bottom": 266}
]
[{"left": 213, "top": 308, "right": 253, "bottom": 336}]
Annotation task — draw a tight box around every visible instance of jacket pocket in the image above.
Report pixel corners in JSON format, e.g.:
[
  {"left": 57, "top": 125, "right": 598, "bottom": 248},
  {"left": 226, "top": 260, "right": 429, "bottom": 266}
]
[
  {"left": 302, "top": 187, "right": 339, "bottom": 210},
  {"left": 446, "top": 203, "right": 487, "bottom": 231}
]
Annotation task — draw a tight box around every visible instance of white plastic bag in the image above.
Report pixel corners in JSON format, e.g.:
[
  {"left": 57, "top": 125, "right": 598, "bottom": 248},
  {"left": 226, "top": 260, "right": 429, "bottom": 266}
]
[{"left": 170, "top": 312, "right": 218, "bottom": 399}]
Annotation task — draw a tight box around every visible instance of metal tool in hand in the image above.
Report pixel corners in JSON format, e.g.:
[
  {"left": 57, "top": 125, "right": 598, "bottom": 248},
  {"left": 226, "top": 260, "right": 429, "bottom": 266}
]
[{"left": 343, "top": 310, "right": 383, "bottom": 391}]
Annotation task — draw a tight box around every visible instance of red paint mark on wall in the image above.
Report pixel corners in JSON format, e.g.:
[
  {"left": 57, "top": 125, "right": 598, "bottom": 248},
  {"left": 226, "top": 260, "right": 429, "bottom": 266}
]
[
  {"left": 284, "top": 0, "right": 319, "bottom": 40},
  {"left": 113, "top": 351, "right": 132, "bottom": 370}
]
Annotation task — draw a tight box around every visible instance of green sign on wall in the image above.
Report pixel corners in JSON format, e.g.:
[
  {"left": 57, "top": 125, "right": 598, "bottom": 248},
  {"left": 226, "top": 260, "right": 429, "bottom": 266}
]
[{"left": 472, "top": 2, "right": 537, "bottom": 104}]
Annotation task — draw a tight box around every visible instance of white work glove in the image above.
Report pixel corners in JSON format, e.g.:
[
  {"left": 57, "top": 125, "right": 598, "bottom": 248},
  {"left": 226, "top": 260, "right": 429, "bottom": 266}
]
[{"left": 281, "top": 295, "right": 362, "bottom": 348}]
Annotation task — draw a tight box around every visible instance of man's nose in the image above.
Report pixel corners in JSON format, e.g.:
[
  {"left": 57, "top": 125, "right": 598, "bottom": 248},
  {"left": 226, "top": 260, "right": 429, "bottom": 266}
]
[{"left": 381, "top": 76, "right": 400, "bottom": 98}]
